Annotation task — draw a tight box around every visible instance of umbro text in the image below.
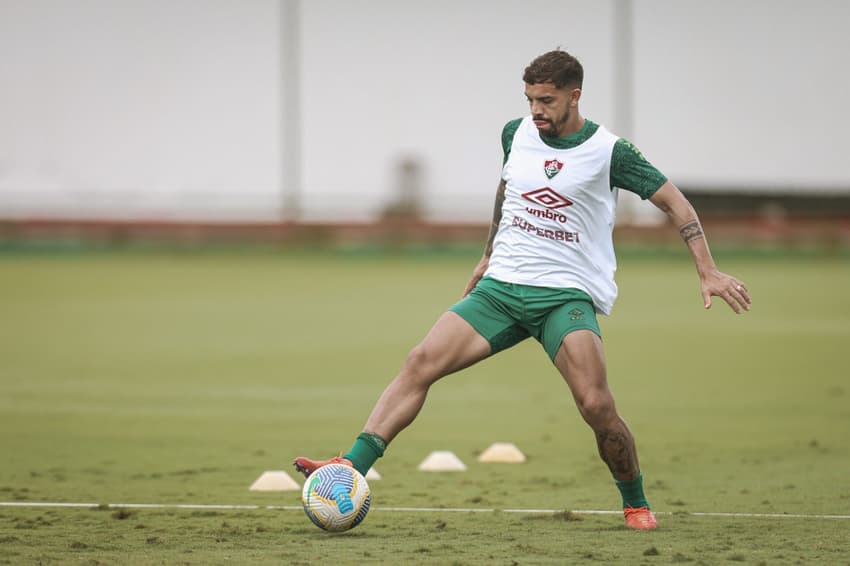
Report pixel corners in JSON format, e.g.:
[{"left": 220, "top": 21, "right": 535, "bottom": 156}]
[{"left": 525, "top": 206, "right": 568, "bottom": 223}]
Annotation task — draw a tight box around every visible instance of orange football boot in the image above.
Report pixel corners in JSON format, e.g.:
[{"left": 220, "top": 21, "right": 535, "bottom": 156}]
[
  {"left": 292, "top": 454, "right": 353, "bottom": 478},
  {"left": 624, "top": 506, "right": 658, "bottom": 530}
]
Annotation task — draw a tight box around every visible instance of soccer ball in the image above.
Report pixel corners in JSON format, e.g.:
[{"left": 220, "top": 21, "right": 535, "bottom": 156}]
[{"left": 301, "top": 464, "right": 371, "bottom": 532}]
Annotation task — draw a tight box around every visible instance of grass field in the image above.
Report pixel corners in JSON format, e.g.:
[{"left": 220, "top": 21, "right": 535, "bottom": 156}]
[{"left": 0, "top": 250, "right": 848, "bottom": 565}]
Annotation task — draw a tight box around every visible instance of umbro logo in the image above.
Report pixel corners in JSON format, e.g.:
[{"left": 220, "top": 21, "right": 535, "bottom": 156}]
[
  {"left": 521, "top": 187, "right": 573, "bottom": 210},
  {"left": 569, "top": 308, "right": 584, "bottom": 320}
]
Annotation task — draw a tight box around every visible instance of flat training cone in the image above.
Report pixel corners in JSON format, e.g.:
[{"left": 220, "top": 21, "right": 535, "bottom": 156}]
[
  {"left": 365, "top": 467, "right": 382, "bottom": 480},
  {"left": 249, "top": 470, "right": 300, "bottom": 491},
  {"left": 477, "top": 442, "right": 527, "bottom": 463},
  {"left": 418, "top": 451, "right": 467, "bottom": 472}
]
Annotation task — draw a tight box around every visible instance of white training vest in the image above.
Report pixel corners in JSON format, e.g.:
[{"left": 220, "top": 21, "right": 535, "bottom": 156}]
[{"left": 484, "top": 117, "right": 621, "bottom": 315}]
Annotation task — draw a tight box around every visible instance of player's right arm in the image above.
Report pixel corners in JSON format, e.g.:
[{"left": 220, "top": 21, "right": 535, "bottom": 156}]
[
  {"left": 462, "top": 119, "right": 520, "bottom": 297},
  {"left": 462, "top": 179, "right": 506, "bottom": 297}
]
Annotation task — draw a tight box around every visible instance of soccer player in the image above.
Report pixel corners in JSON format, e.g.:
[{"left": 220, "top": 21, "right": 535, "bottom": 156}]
[{"left": 294, "top": 50, "right": 751, "bottom": 530}]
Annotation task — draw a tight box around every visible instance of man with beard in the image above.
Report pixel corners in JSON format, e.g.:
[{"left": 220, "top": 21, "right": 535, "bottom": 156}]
[{"left": 294, "top": 49, "right": 751, "bottom": 530}]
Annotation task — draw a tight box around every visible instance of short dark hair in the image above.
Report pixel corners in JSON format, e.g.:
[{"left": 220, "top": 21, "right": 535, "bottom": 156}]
[{"left": 523, "top": 50, "right": 584, "bottom": 89}]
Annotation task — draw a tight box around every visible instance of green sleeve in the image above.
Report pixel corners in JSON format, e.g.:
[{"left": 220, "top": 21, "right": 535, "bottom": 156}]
[
  {"left": 610, "top": 138, "right": 667, "bottom": 199},
  {"left": 501, "top": 118, "right": 523, "bottom": 164}
]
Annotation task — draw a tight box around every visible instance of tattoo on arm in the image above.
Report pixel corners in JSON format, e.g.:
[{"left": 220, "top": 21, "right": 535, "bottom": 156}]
[
  {"left": 679, "top": 220, "right": 705, "bottom": 243},
  {"left": 483, "top": 182, "right": 506, "bottom": 256}
]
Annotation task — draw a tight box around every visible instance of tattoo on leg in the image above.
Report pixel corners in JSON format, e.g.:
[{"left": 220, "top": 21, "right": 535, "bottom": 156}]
[
  {"left": 595, "top": 428, "right": 638, "bottom": 479},
  {"left": 679, "top": 221, "right": 704, "bottom": 243}
]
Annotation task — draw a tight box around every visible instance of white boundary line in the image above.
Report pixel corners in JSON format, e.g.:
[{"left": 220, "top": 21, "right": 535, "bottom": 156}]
[{"left": 1, "top": 501, "right": 848, "bottom": 520}]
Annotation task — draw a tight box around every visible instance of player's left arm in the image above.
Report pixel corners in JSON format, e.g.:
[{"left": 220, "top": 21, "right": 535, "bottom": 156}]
[{"left": 649, "top": 182, "right": 752, "bottom": 313}]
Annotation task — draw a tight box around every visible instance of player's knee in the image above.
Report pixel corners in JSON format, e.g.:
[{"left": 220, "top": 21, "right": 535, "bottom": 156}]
[
  {"left": 576, "top": 392, "right": 617, "bottom": 428},
  {"left": 400, "top": 343, "right": 443, "bottom": 385}
]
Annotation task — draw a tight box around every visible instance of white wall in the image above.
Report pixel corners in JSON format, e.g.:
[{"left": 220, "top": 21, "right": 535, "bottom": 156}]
[
  {"left": 299, "top": 0, "right": 618, "bottom": 221},
  {"left": 0, "top": 0, "right": 281, "bottom": 220},
  {"left": 0, "top": 0, "right": 847, "bottom": 223},
  {"left": 633, "top": 0, "right": 850, "bottom": 190}
]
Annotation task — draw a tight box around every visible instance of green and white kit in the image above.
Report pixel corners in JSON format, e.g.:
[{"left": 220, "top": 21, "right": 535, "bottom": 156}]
[
  {"left": 486, "top": 116, "right": 667, "bottom": 315},
  {"left": 452, "top": 116, "right": 667, "bottom": 357}
]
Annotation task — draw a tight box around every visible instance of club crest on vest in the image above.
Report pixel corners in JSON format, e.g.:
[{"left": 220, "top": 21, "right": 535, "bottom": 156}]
[{"left": 544, "top": 158, "right": 563, "bottom": 179}]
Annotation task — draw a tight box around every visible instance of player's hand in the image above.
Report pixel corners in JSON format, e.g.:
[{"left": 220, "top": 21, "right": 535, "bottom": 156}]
[
  {"left": 701, "top": 270, "right": 751, "bottom": 313},
  {"left": 462, "top": 256, "right": 490, "bottom": 297}
]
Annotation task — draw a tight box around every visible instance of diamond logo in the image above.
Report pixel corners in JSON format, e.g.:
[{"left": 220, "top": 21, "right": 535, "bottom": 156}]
[{"left": 521, "top": 188, "right": 573, "bottom": 209}]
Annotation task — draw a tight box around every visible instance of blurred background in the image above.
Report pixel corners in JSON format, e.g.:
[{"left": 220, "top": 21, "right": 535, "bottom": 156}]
[{"left": 1, "top": 0, "right": 848, "bottom": 249}]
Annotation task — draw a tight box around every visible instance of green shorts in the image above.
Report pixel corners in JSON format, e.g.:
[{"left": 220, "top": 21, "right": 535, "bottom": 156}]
[{"left": 449, "top": 276, "right": 601, "bottom": 361}]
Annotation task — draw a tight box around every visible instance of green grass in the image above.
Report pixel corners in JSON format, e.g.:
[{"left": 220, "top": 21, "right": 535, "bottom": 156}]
[{"left": 0, "top": 251, "right": 848, "bottom": 564}]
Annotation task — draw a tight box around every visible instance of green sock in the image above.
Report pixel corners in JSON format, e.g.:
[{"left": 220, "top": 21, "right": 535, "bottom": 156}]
[
  {"left": 615, "top": 472, "right": 650, "bottom": 509},
  {"left": 343, "top": 432, "right": 387, "bottom": 476}
]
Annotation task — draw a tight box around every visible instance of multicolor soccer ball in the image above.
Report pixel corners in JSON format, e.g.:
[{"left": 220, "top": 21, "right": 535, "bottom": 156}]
[{"left": 301, "top": 464, "right": 371, "bottom": 532}]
